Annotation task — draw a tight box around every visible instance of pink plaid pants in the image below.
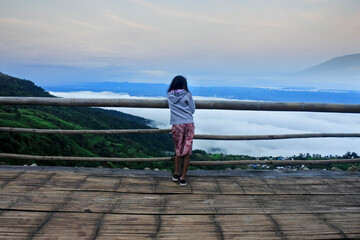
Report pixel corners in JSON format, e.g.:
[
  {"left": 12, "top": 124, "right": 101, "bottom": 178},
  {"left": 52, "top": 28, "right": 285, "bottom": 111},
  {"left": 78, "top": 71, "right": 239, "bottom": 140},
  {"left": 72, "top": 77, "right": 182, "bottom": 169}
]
[{"left": 171, "top": 123, "right": 195, "bottom": 156}]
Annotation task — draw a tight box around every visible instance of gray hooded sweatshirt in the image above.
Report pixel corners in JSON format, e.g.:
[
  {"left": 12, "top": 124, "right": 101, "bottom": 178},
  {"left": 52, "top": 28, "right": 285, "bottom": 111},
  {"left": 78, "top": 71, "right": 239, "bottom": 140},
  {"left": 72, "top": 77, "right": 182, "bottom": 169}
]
[{"left": 167, "top": 89, "right": 195, "bottom": 125}]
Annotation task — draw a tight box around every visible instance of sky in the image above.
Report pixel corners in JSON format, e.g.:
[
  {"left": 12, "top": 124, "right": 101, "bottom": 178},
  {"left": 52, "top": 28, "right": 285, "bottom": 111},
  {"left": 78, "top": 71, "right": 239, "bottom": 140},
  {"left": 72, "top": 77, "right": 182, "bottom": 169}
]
[
  {"left": 51, "top": 91, "right": 360, "bottom": 157},
  {"left": 1, "top": 0, "right": 360, "bottom": 88}
]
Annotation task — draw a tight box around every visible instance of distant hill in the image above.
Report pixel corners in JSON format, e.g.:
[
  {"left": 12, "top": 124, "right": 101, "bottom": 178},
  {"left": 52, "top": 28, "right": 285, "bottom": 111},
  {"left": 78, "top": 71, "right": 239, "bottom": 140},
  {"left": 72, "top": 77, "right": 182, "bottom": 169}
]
[
  {"left": 0, "top": 72, "right": 173, "bottom": 168},
  {"left": 289, "top": 53, "right": 360, "bottom": 89},
  {"left": 297, "top": 53, "right": 360, "bottom": 77}
]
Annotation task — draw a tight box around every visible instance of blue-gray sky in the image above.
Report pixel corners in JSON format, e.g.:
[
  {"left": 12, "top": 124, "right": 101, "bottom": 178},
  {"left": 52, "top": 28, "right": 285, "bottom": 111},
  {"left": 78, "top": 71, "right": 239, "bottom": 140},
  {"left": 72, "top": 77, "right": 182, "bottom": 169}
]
[{"left": 1, "top": 0, "right": 359, "bottom": 87}]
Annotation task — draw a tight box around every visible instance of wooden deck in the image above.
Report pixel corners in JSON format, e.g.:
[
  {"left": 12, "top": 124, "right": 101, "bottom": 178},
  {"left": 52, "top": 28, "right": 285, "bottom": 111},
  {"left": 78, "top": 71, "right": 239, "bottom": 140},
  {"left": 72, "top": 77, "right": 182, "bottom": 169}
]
[{"left": 0, "top": 166, "right": 359, "bottom": 239}]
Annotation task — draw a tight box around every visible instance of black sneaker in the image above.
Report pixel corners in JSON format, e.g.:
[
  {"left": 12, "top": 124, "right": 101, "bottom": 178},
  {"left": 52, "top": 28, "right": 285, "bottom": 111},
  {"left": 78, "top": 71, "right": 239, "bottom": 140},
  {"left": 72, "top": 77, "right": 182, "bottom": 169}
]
[
  {"left": 172, "top": 174, "right": 180, "bottom": 182},
  {"left": 179, "top": 178, "right": 187, "bottom": 186}
]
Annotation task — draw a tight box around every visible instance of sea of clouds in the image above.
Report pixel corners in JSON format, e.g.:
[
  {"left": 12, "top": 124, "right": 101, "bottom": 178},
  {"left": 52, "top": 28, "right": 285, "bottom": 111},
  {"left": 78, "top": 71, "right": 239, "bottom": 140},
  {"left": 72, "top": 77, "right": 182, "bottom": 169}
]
[{"left": 50, "top": 91, "right": 360, "bottom": 157}]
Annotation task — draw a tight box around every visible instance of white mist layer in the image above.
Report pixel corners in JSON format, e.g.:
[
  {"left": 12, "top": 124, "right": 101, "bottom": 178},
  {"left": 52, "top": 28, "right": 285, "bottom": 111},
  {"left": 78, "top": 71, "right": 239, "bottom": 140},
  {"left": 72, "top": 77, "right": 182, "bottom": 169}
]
[{"left": 50, "top": 91, "right": 360, "bottom": 157}]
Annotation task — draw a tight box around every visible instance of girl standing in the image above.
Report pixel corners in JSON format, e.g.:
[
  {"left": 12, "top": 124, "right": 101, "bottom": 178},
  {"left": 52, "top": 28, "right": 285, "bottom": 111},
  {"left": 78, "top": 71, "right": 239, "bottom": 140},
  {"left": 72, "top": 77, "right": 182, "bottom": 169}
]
[{"left": 167, "top": 75, "right": 195, "bottom": 186}]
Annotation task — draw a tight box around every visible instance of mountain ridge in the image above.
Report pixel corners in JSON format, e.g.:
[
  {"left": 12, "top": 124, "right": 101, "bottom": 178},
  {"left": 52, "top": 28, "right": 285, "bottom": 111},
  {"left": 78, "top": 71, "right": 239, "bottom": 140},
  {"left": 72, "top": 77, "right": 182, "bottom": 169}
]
[{"left": 297, "top": 53, "right": 360, "bottom": 76}]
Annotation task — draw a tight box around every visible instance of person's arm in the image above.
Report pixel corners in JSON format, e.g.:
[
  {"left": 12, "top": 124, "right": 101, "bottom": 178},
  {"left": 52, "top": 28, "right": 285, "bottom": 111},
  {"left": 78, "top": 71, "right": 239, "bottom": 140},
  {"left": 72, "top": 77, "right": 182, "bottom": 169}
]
[{"left": 188, "top": 93, "right": 195, "bottom": 114}]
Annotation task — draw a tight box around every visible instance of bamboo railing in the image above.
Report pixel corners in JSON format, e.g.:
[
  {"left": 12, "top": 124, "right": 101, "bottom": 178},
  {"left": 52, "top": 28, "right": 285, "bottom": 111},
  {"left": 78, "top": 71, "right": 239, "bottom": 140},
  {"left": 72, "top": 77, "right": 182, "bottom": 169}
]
[
  {"left": 0, "top": 127, "right": 172, "bottom": 135},
  {"left": 0, "top": 97, "right": 360, "bottom": 113},
  {"left": 190, "top": 158, "right": 360, "bottom": 166},
  {"left": 0, "top": 127, "right": 360, "bottom": 140},
  {"left": 1, "top": 97, "right": 360, "bottom": 166},
  {"left": 0, "top": 153, "right": 171, "bottom": 162},
  {"left": 0, "top": 153, "right": 359, "bottom": 166}
]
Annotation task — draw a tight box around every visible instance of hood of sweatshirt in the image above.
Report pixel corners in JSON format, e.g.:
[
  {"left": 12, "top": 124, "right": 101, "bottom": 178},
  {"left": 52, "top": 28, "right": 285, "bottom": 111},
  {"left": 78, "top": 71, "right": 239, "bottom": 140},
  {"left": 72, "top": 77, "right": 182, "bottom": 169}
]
[{"left": 168, "top": 89, "right": 188, "bottom": 104}]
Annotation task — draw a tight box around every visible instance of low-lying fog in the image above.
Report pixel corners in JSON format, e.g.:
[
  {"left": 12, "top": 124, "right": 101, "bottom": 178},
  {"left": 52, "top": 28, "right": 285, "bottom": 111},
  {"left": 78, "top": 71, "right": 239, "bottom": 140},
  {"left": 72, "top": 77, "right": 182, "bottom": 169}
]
[{"left": 51, "top": 91, "right": 360, "bottom": 157}]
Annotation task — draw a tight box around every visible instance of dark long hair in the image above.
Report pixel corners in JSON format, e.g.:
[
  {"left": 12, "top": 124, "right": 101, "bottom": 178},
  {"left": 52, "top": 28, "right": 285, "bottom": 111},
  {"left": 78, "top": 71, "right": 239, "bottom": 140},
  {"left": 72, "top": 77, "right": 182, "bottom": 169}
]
[{"left": 167, "top": 75, "right": 189, "bottom": 93}]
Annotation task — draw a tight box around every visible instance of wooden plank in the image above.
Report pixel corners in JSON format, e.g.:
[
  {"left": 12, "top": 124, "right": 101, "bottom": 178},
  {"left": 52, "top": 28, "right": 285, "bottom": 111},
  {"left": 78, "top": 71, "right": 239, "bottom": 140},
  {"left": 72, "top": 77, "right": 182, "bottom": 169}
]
[
  {"left": 265, "top": 183, "right": 308, "bottom": 194},
  {"left": 6, "top": 171, "right": 54, "bottom": 185},
  {"left": 77, "top": 176, "right": 119, "bottom": 191},
  {"left": 215, "top": 214, "right": 282, "bottom": 240},
  {"left": 9, "top": 189, "right": 71, "bottom": 212},
  {"left": 327, "top": 183, "right": 360, "bottom": 194},
  {"left": 299, "top": 183, "right": 338, "bottom": 194},
  {"left": 0, "top": 193, "right": 24, "bottom": 209},
  {"left": 157, "top": 215, "right": 219, "bottom": 240},
  {"left": 322, "top": 213, "right": 360, "bottom": 239},
  {"left": 0, "top": 172, "right": 54, "bottom": 193},
  {"left": 189, "top": 178, "right": 220, "bottom": 194},
  {"left": 189, "top": 176, "right": 269, "bottom": 194},
  {"left": 271, "top": 214, "right": 346, "bottom": 239},
  {"left": 112, "top": 193, "right": 163, "bottom": 214},
  {"left": 32, "top": 212, "right": 103, "bottom": 240},
  {"left": 41, "top": 172, "right": 87, "bottom": 190},
  {"left": 321, "top": 178, "right": 359, "bottom": 185},
  {"left": 153, "top": 177, "right": 192, "bottom": 194},
  {"left": 0, "top": 211, "right": 48, "bottom": 240},
  {"left": 236, "top": 178, "right": 275, "bottom": 195},
  {"left": 60, "top": 192, "right": 116, "bottom": 213},
  {"left": 256, "top": 195, "right": 314, "bottom": 214},
  {"left": 0, "top": 170, "right": 23, "bottom": 181},
  {"left": 261, "top": 178, "right": 296, "bottom": 185},
  {"left": 164, "top": 194, "right": 264, "bottom": 214},
  {"left": 96, "top": 214, "right": 157, "bottom": 239},
  {"left": 116, "top": 176, "right": 157, "bottom": 194},
  {"left": 291, "top": 177, "right": 327, "bottom": 185},
  {"left": 321, "top": 178, "right": 360, "bottom": 194},
  {"left": 213, "top": 178, "right": 245, "bottom": 194},
  {"left": 211, "top": 195, "right": 265, "bottom": 214},
  {"left": 164, "top": 194, "right": 215, "bottom": 214},
  {"left": 303, "top": 194, "right": 360, "bottom": 213},
  {"left": 345, "top": 194, "right": 360, "bottom": 204}
]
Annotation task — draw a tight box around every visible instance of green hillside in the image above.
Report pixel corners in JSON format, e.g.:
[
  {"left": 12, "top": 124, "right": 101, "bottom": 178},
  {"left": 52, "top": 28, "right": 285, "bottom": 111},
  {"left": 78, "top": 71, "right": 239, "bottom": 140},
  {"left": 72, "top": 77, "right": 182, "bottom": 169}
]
[{"left": 0, "top": 72, "right": 173, "bottom": 169}]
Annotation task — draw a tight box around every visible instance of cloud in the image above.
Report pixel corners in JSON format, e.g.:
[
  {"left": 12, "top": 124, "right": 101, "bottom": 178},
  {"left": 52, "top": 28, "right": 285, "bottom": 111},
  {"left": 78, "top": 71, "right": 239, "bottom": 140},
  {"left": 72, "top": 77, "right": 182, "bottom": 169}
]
[
  {"left": 106, "top": 14, "right": 156, "bottom": 31},
  {"left": 50, "top": 91, "right": 360, "bottom": 157},
  {"left": 140, "top": 70, "right": 172, "bottom": 77},
  {"left": 65, "top": 19, "right": 104, "bottom": 31},
  {"left": 130, "top": 0, "right": 235, "bottom": 25},
  {"left": 0, "top": 17, "right": 45, "bottom": 27}
]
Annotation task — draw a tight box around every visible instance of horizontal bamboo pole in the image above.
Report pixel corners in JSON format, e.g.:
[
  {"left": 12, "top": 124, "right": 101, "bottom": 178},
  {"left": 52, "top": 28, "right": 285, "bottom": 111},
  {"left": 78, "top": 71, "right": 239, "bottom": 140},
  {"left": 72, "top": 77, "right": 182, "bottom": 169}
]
[
  {"left": 0, "top": 97, "right": 359, "bottom": 113},
  {"left": 190, "top": 158, "right": 360, "bottom": 166},
  {"left": 0, "top": 153, "right": 172, "bottom": 162},
  {"left": 0, "top": 127, "right": 171, "bottom": 135},
  {"left": 194, "top": 133, "right": 360, "bottom": 140},
  {"left": 0, "top": 153, "right": 359, "bottom": 166},
  {"left": 1, "top": 127, "right": 360, "bottom": 140}
]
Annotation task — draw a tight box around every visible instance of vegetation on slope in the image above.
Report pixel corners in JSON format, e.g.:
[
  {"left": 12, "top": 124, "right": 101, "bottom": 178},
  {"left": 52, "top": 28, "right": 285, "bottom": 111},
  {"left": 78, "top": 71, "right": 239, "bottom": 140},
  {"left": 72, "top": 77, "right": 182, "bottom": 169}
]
[{"left": 0, "top": 72, "right": 173, "bottom": 169}]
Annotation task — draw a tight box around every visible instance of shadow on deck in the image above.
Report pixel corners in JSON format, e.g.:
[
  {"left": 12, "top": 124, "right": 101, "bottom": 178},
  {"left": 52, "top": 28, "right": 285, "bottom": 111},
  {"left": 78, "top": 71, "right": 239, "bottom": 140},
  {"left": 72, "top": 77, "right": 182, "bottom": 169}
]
[{"left": 0, "top": 165, "right": 359, "bottom": 239}]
